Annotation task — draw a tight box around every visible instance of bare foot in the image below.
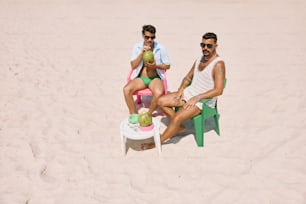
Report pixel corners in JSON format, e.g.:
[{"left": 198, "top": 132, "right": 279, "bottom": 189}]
[{"left": 141, "top": 142, "right": 156, "bottom": 150}]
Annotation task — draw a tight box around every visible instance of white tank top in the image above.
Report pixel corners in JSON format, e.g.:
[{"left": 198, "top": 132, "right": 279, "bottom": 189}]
[{"left": 183, "top": 56, "right": 223, "bottom": 109}]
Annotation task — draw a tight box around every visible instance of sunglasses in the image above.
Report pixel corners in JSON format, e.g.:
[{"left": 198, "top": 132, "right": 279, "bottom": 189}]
[
  {"left": 144, "top": 35, "right": 156, "bottom": 40},
  {"left": 200, "top": 43, "right": 213, "bottom": 49}
]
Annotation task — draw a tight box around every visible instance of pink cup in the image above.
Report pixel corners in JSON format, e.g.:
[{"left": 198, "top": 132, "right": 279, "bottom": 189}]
[{"left": 139, "top": 124, "right": 154, "bottom": 131}]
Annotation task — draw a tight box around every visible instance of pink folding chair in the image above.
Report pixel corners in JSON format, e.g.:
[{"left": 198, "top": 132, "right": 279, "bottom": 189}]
[{"left": 127, "top": 68, "right": 167, "bottom": 104}]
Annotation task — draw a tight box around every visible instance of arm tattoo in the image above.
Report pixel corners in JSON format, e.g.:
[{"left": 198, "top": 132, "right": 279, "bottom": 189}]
[{"left": 218, "top": 66, "right": 225, "bottom": 74}]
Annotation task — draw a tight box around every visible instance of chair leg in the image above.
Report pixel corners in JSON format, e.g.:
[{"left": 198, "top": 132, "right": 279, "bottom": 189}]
[
  {"left": 136, "top": 95, "right": 142, "bottom": 104},
  {"left": 214, "top": 114, "right": 220, "bottom": 135},
  {"left": 193, "top": 116, "right": 204, "bottom": 147}
]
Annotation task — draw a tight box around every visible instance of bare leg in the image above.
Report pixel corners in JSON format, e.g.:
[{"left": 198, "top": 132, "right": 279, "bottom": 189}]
[
  {"left": 148, "top": 79, "right": 164, "bottom": 115},
  {"left": 141, "top": 93, "right": 201, "bottom": 150},
  {"left": 162, "top": 105, "right": 200, "bottom": 141},
  {"left": 123, "top": 78, "right": 146, "bottom": 114},
  {"left": 157, "top": 92, "right": 182, "bottom": 118}
]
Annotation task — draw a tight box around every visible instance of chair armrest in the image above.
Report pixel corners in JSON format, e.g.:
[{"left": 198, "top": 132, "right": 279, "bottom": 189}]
[
  {"left": 162, "top": 70, "right": 167, "bottom": 93},
  {"left": 201, "top": 98, "right": 212, "bottom": 103},
  {"left": 201, "top": 98, "right": 213, "bottom": 109},
  {"left": 127, "top": 68, "right": 134, "bottom": 82}
]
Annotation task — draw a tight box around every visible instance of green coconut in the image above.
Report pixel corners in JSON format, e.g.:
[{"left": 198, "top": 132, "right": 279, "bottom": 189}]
[
  {"left": 138, "top": 112, "right": 152, "bottom": 127},
  {"left": 143, "top": 51, "right": 154, "bottom": 63}
]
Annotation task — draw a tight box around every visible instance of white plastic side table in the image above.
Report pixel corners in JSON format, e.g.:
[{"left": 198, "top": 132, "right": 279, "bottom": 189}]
[{"left": 120, "top": 117, "right": 161, "bottom": 155}]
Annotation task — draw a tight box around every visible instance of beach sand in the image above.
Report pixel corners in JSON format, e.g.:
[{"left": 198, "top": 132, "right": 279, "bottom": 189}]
[{"left": 1, "top": 0, "right": 306, "bottom": 203}]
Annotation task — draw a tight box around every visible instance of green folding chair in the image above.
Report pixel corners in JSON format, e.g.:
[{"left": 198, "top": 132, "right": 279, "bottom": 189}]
[
  {"left": 192, "top": 79, "right": 227, "bottom": 146},
  {"left": 175, "top": 79, "right": 226, "bottom": 147}
]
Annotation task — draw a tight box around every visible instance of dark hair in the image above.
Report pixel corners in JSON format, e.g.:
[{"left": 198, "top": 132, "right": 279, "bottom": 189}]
[
  {"left": 202, "top": 32, "right": 217, "bottom": 43},
  {"left": 142, "top": 25, "right": 156, "bottom": 35}
]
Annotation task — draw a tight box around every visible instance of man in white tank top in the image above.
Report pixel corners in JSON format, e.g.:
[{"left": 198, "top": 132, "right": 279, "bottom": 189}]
[{"left": 142, "top": 32, "right": 226, "bottom": 149}]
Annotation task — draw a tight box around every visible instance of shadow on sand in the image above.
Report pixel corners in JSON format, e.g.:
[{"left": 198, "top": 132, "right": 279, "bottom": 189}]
[
  {"left": 160, "top": 116, "right": 218, "bottom": 145},
  {"left": 124, "top": 95, "right": 219, "bottom": 152}
]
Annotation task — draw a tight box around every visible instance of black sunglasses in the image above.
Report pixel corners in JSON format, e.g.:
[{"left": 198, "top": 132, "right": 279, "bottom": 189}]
[
  {"left": 200, "top": 43, "right": 213, "bottom": 49},
  {"left": 144, "top": 35, "right": 156, "bottom": 40}
]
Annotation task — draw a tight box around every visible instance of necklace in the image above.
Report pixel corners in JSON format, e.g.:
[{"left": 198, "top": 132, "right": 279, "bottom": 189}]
[
  {"left": 200, "top": 56, "right": 208, "bottom": 63},
  {"left": 201, "top": 53, "right": 218, "bottom": 62},
  {"left": 199, "top": 53, "right": 218, "bottom": 71}
]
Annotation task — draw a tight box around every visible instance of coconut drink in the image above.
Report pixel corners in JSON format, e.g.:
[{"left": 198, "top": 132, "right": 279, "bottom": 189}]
[
  {"left": 138, "top": 112, "right": 154, "bottom": 131},
  {"left": 143, "top": 51, "right": 154, "bottom": 63}
]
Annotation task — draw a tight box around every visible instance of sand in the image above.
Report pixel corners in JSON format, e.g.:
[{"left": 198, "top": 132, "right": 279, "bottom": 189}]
[{"left": 1, "top": 0, "right": 306, "bottom": 203}]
